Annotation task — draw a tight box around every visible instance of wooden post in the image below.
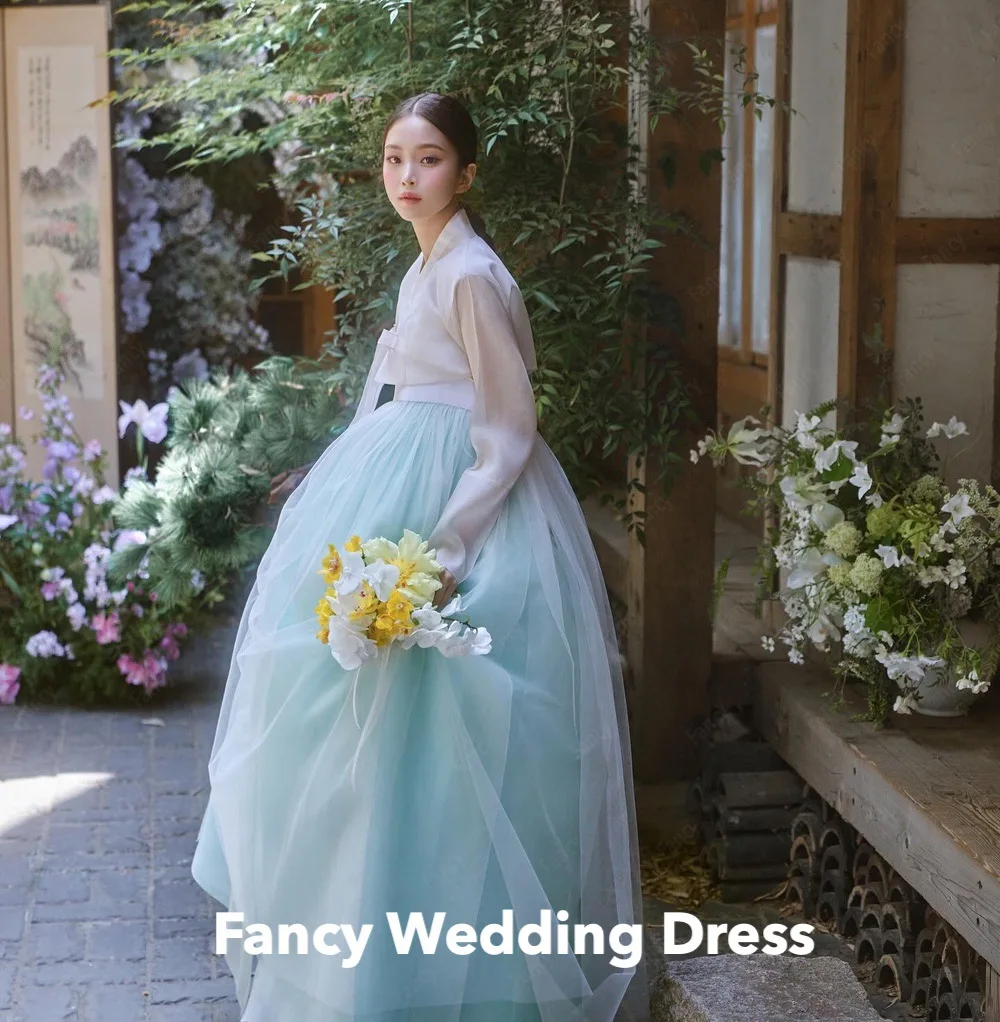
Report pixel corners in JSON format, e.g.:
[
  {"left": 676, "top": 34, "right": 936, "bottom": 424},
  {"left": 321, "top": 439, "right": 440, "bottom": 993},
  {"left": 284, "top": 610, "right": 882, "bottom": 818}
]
[
  {"left": 627, "top": 0, "right": 725, "bottom": 782},
  {"left": 837, "top": 0, "right": 905, "bottom": 418},
  {"left": 0, "top": 13, "right": 12, "bottom": 428},
  {"left": 986, "top": 963, "right": 1000, "bottom": 1022}
]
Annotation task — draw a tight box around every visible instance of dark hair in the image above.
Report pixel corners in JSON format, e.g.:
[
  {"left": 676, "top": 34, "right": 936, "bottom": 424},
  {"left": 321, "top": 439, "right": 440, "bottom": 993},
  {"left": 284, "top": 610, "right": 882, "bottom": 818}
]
[{"left": 382, "top": 92, "right": 498, "bottom": 253}]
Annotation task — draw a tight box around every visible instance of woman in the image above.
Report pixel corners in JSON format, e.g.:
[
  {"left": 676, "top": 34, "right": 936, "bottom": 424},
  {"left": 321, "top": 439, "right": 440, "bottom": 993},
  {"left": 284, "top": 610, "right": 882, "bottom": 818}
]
[{"left": 191, "top": 91, "right": 649, "bottom": 1022}]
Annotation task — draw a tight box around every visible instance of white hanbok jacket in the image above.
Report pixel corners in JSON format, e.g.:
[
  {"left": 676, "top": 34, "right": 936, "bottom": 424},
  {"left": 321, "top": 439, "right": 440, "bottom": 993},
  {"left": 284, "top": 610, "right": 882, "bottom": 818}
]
[{"left": 350, "top": 205, "right": 539, "bottom": 585}]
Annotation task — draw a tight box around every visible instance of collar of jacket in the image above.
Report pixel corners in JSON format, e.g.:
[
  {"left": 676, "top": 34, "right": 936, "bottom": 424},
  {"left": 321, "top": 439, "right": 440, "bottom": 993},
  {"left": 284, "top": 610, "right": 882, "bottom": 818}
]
[{"left": 418, "top": 205, "right": 477, "bottom": 275}]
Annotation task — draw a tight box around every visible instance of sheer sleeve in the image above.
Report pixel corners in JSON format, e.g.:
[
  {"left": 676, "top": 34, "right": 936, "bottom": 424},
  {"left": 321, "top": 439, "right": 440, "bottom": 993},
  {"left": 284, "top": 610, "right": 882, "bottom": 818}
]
[{"left": 427, "top": 274, "right": 538, "bottom": 584}]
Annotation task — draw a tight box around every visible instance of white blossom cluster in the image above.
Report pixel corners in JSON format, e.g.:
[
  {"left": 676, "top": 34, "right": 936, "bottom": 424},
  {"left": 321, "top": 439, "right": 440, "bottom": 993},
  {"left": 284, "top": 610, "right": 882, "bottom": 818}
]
[{"left": 692, "top": 408, "right": 1000, "bottom": 714}]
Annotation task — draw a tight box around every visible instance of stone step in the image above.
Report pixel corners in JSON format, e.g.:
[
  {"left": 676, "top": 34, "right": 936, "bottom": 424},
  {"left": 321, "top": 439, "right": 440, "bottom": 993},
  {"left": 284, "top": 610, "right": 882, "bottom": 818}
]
[{"left": 649, "top": 952, "right": 884, "bottom": 1022}]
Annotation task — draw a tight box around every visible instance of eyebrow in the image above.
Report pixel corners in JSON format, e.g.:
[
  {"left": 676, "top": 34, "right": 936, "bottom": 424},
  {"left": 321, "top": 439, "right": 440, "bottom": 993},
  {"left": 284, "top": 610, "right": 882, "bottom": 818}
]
[{"left": 383, "top": 143, "right": 446, "bottom": 152}]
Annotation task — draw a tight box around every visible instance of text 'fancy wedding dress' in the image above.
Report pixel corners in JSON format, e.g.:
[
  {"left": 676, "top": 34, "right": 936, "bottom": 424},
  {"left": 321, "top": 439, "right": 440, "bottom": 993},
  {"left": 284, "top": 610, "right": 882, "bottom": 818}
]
[{"left": 191, "top": 205, "right": 650, "bottom": 1022}]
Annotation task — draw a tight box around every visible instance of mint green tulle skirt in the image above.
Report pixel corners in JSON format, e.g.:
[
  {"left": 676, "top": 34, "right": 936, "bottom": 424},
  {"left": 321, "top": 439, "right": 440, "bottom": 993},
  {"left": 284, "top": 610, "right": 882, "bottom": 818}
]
[{"left": 191, "top": 394, "right": 648, "bottom": 1022}]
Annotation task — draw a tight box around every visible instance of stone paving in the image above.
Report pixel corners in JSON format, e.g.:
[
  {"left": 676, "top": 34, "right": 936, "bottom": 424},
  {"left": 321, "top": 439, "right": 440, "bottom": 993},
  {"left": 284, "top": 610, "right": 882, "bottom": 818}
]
[
  {"left": 0, "top": 609, "right": 904, "bottom": 1022},
  {"left": 0, "top": 619, "right": 241, "bottom": 1021}
]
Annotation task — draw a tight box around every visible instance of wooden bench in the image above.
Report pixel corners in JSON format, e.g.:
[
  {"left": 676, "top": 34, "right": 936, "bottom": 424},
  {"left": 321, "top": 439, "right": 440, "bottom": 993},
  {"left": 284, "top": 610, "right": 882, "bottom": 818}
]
[{"left": 755, "top": 660, "right": 1000, "bottom": 1019}]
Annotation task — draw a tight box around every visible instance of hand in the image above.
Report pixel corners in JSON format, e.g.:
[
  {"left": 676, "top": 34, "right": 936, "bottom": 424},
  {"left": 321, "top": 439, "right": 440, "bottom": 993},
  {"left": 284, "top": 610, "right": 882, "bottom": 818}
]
[
  {"left": 432, "top": 569, "right": 458, "bottom": 611},
  {"left": 268, "top": 463, "right": 314, "bottom": 506}
]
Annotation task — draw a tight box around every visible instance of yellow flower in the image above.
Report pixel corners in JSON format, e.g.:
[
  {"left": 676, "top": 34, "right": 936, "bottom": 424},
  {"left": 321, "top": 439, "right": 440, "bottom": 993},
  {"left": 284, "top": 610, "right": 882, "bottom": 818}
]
[
  {"left": 363, "top": 530, "right": 442, "bottom": 604},
  {"left": 386, "top": 589, "right": 414, "bottom": 623},
  {"left": 318, "top": 543, "right": 342, "bottom": 584},
  {"left": 349, "top": 583, "right": 379, "bottom": 621},
  {"left": 344, "top": 534, "right": 363, "bottom": 553}
]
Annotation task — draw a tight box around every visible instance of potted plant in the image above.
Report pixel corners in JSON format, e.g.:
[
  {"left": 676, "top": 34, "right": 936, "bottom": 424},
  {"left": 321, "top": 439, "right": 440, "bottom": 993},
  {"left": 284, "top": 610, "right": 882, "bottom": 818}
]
[{"left": 692, "top": 398, "right": 1000, "bottom": 724}]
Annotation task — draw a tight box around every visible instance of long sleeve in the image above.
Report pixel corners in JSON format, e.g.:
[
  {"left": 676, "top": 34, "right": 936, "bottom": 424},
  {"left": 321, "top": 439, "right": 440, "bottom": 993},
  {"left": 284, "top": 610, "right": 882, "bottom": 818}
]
[{"left": 427, "top": 273, "right": 538, "bottom": 584}]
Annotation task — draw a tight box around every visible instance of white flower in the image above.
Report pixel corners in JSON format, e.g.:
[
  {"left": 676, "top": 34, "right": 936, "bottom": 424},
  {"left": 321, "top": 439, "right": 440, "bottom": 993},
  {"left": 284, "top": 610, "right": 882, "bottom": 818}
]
[
  {"left": 879, "top": 413, "right": 906, "bottom": 446},
  {"left": 0, "top": 514, "right": 18, "bottom": 532},
  {"left": 362, "top": 559, "right": 400, "bottom": 602},
  {"left": 786, "top": 548, "right": 828, "bottom": 589},
  {"left": 814, "top": 439, "right": 858, "bottom": 473},
  {"left": 926, "top": 417, "right": 968, "bottom": 439},
  {"left": 942, "top": 557, "right": 967, "bottom": 589},
  {"left": 792, "top": 413, "right": 823, "bottom": 451},
  {"left": 779, "top": 474, "right": 828, "bottom": 513},
  {"left": 325, "top": 614, "right": 378, "bottom": 671},
  {"left": 788, "top": 648, "right": 805, "bottom": 665},
  {"left": 689, "top": 448, "right": 700, "bottom": 464},
  {"left": 843, "top": 605, "right": 868, "bottom": 635},
  {"left": 956, "top": 670, "right": 989, "bottom": 695},
  {"left": 190, "top": 570, "right": 205, "bottom": 594},
  {"left": 805, "top": 609, "right": 842, "bottom": 648},
  {"left": 466, "top": 627, "right": 492, "bottom": 655},
  {"left": 333, "top": 549, "right": 367, "bottom": 596},
  {"left": 117, "top": 399, "right": 169, "bottom": 444},
  {"left": 874, "top": 544, "right": 911, "bottom": 568},
  {"left": 761, "top": 636, "right": 776, "bottom": 653},
  {"left": 725, "top": 417, "right": 772, "bottom": 466},
  {"left": 941, "top": 493, "right": 974, "bottom": 528},
  {"left": 849, "top": 462, "right": 873, "bottom": 499},
  {"left": 865, "top": 492, "right": 884, "bottom": 508},
  {"left": 893, "top": 693, "right": 919, "bottom": 714},
  {"left": 876, "top": 651, "right": 945, "bottom": 684}
]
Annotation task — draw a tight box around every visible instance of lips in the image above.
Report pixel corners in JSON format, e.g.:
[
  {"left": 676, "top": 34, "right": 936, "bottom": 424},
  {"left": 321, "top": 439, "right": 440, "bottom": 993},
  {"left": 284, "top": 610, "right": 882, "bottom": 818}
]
[{"left": 399, "top": 194, "right": 421, "bottom": 202}]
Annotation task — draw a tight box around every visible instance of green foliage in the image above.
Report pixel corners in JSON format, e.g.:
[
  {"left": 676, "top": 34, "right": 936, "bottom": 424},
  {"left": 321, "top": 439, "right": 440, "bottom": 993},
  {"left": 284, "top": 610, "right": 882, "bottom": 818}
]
[
  {"left": 108, "top": 356, "right": 348, "bottom": 602},
  {"left": 109, "top": 0, "right": 753, "bottom": 541}
]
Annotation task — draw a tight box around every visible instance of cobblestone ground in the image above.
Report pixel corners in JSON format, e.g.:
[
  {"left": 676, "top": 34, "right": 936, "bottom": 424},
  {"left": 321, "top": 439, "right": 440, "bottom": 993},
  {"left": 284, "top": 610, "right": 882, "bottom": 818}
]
[{"left": 0, "top": 618, "right": 242, "bottom": 1021}]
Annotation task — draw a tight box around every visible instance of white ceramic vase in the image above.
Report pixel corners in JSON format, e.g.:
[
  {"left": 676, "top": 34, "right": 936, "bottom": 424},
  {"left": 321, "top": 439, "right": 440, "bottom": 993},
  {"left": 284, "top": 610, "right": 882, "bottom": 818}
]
[{"left": 910, "top": 618, "right": 996, "bottom": 717}]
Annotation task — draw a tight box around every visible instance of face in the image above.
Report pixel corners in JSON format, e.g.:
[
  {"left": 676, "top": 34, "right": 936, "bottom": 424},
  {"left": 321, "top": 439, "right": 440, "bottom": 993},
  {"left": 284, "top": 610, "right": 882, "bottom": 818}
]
[{"left": 382, "top": 114, "right": 475, "bottom": 222}]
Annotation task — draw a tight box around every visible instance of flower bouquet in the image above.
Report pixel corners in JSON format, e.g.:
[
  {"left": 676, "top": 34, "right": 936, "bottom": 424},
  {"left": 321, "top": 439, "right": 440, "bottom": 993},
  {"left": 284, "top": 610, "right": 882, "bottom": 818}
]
[
  {"left": 692, "top": 398, "right": 1000, "bottom": 722},
  {"left": 315, "top": 529, "right": 491, "bottom": 670}
]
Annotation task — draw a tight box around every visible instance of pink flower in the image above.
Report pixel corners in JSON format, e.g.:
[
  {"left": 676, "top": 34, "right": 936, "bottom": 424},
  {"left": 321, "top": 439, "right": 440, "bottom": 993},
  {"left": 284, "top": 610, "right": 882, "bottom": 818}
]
[
  {"left": 116, "top": 650, "right": 167, "bottom": 693},
  {"left": 0, "top": 664, "right": 20, "bottom": 705},
  {"left": 165, "top": 621, "right": 188, "bottom": 639},
  {"left": 91, "top": 611, "right": 121, "bottom": 645},
  {"left": 40, "top": 581, "right": 61, "bottom": 601},
  {"left": 159, "top": 635, "right": 180, "bottom": 661}
]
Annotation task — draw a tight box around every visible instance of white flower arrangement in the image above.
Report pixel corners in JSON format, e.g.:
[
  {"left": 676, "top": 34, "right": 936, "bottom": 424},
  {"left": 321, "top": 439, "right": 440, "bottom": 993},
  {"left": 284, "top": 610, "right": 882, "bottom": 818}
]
[
  {"left": 692, "top": 398, "right": 1000, "bottom": 722},
  {"left": 314, "top": 529, "right": 491, "bottom": 671}
]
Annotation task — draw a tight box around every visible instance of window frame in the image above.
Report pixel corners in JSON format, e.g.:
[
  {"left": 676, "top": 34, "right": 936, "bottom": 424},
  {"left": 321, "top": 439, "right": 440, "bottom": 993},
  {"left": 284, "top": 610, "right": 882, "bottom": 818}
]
[{"left": 719, "top": 0, "right": 780, "bottom": 370}]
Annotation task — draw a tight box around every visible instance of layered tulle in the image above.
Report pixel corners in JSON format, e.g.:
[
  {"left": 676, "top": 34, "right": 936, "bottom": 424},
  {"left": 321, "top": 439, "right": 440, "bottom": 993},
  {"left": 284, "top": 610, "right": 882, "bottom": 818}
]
[{"left": 191, "top": 395, "right": 649, "bottom": 1022}]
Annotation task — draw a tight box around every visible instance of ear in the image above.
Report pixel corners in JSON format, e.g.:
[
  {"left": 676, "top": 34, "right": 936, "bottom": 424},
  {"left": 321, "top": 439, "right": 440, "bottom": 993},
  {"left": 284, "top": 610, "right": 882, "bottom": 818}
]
[{"left": 458, "top": 163, "right": 477, "bottom": 193}]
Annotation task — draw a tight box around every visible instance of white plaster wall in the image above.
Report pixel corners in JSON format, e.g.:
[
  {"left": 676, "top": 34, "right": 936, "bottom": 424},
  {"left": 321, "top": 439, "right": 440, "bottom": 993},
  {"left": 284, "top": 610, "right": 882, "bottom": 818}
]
[
  {"left": 786, "top": 0, "right": 848, "bottom": 215},
  {"left": 899, "top": 0, "right": 1000, "bottom": 217},
  {"left": 894, "top": 265, "right": 1000, "bottom": 484},
  {"left": 781, "top": 257, "right": 841, "bottom": 428}
]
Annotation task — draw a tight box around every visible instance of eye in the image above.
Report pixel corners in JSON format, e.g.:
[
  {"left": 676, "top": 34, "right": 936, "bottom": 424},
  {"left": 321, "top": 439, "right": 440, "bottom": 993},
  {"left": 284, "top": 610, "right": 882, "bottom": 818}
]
[{"left": 422, "top": 157, "right": 439, "bottom": 165}]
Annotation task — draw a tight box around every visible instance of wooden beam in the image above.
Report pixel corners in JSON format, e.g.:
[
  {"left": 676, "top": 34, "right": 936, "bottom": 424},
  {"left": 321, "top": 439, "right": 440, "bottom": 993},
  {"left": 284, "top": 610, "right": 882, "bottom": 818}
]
[
  {"left": 776, "top": 212, "right": 840, "bottom": 260},
  {"left": 756, "top": 662, "right": 1000, "bottom": 972},
  {"left": 766, "top": 0, "right": 789, "bottom": 427},
  {"left": 628, "top": 0, "right": 725, "bottom": 782},
  {"left": 0, "top": 12, "right": 12, "bottom": 429},
  {"left": 994, "top": 269, "right": 1000, "bottom": 492},
  {"left": 837, "top": 0, "right": 905, "bottom": 417},
  {"left": 739, "top": 0, "right": 757, "bottom": 362},
  {"left": 895, "top": 217, "right": 1000, "bottom": 264},
  {"left": 987, "top": 964, "right": 1000, "bottom": 1022}
]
